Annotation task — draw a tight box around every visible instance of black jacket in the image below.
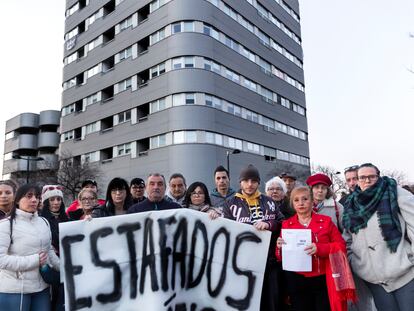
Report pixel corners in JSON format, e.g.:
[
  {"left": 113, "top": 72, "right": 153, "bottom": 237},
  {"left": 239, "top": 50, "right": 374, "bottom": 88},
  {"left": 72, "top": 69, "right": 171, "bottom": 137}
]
[{"left": 127, "top": 198, "right": 182, "bottom": 214}]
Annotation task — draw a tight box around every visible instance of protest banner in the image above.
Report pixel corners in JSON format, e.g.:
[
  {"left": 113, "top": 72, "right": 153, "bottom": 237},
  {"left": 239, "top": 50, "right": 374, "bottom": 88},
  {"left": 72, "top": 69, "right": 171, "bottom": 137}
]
[{"left": 59, "top": 209, "right": 270, "bottom": 311}]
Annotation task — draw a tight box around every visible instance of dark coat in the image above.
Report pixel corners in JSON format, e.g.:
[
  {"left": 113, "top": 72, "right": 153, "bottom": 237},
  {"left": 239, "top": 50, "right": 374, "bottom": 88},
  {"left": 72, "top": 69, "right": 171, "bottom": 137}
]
[
  {"left": 40, "top": 207, "right": 69, "bottom": 254},
  {"left": 127, "top": 198, "right": 182, "bottom": 214}
]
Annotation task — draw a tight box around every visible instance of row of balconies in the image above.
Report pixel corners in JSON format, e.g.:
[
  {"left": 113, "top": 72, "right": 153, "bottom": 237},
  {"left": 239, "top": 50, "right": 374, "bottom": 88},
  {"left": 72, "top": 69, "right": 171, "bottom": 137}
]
[
  {"left": 2, "top": 154, "right": 59, "bottom": 175},
  {"left": 4, "top": 132, "right": 60, "bottom": 153},
  {"left": 5, "top": 111, "right": 60, "bottom": 133}
]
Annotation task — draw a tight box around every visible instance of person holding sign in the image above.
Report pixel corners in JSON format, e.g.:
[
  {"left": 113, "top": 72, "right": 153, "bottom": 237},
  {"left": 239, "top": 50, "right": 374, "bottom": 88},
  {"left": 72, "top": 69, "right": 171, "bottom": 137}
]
[
  {"left": 223, "top": 164, "right": 284, "bottom": 311},
  {"left": 276, "top": 186, "right": 354, "bottom": 311}
]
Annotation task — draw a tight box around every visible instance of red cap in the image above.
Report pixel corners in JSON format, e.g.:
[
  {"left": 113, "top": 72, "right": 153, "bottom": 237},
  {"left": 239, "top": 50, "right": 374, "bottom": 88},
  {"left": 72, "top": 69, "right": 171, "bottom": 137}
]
[{"left": 306, "top": 173, "right": 332, "bottom": 187}]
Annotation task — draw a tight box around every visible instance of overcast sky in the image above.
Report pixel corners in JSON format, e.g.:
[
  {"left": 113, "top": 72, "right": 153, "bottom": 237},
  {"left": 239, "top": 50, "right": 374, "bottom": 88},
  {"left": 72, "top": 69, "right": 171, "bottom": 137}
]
[{"left": 0, "top": 0, "right": 413, "bottom": 181}]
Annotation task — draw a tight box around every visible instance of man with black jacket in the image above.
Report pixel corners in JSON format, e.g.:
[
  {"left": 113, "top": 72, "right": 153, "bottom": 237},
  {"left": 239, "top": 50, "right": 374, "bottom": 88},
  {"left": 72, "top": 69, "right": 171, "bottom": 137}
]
[
  {"left": 223, "top": 164, "right": 284, "bottom": 311},
  {"left": 128, "top": 173, "right": 181, "bottom": 213}
]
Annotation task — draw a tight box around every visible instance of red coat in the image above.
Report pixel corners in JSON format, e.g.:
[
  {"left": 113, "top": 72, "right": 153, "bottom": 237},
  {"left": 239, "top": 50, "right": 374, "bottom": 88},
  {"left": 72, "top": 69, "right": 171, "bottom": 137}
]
[
  {"left": 66, "top": 199, "right": 105, "bottom": 216},
  {"left": 276, "top": 213, "right": 345, "bottom": 277}
]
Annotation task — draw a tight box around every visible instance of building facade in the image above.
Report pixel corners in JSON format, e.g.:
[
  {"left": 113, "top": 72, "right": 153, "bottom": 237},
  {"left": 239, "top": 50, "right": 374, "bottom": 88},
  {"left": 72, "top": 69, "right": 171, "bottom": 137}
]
[
  {"left": 61, "top": 0, "right": 310, "bottom": 189},
  {"left": 3, "top": 111, "right": 60, "bottom": 184}
]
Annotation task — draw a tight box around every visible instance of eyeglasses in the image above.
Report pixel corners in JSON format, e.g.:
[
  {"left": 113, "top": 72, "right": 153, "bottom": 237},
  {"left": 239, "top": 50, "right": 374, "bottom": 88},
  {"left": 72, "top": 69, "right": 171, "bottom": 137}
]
[
  {"left": 131, "top": 185, "right": 145, "bottom": 189},
  {"left": 344, "top": 165, "right": 359, "bottom": 173},
  {"left": 42, "top": 185, "right": 64, "bottom": 194},
  {"left": 358, "top": 175, "right": 379, "bottom": 182},
  {"left": 80, "top": 197, "right": 96, "bottom": 202},
  {"left": 267, "top": 187, "right": 283, "bottom": 192},
  {"left": 191, "top": 192, "right": 205, "bottom": 196},
  {"left": 111, "top": 188, "right": 126, "bottom": 193}
]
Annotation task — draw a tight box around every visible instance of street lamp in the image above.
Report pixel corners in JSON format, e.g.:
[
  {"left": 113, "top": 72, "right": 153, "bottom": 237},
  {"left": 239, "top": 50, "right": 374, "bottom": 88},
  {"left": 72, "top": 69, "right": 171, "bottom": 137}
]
[
  {"left": 12, "top": 155, "right": 44, "bottom": 184},
  {"left": 226, "top": 149, "right": 241, "bottom": 177}
]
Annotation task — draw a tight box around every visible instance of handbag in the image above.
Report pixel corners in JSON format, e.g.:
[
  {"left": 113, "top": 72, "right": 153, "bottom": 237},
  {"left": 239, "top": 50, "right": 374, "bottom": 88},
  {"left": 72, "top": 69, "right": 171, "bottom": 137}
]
[{"left": 40, "top": 264, "right": 61, "bottom": 286}]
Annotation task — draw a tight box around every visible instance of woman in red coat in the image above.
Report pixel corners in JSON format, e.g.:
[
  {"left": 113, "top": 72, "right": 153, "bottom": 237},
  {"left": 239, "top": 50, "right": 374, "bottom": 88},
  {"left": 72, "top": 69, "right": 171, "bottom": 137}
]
[{"left": 276, "top": 186, "right": 353, "bottom": 311}]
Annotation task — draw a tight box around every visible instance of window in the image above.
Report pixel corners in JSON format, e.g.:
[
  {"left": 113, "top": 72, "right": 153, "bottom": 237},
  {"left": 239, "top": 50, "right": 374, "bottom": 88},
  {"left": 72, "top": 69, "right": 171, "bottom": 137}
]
[
  {"left": 118, "top": 110, "right": 131, "bottom": 123},
  {"left": 174, "top": 131, "right": 185, "bottom": 144},
  {"left": 172, "top": 22, "right": 181, "bottom": 33},
  {"left": 184, "top": 56, "right": 194, "bottom": 68},
  {"left": 183, "top": 21, "right": 194, "bottom": 32},
  {"left": 85, "top": 122, "right": 97, "bottom": 135},
  {"left": 84, "top": 151, "right": 98, "bottom": 163},
  {"left": 150, "top": 134, "right": 167, "bottom": 148},
  {"left": 117, "top": 143, "right": 131, "bottom": 156},
  {"left": 172, "top": 94, "right": 184, "bottom": 106},
  {"left": 172, "top": 58, "right": 183, "bottom": 69},
  {"left": 87, "top": 64, "right": 100, "bottom": 78},
  {"left": 120, "top": 17, "right": 132, "bottom": 31},
  {"left": 5, "top": 131, "right": 14, "bottom": 140},
  {"left": 4, "top": 152, "right": 13, "bottom": 160},
  {"left": 63, "top": 131, "right": 74, "bottom": 141},
  {"left": 119, "top": 47, "right": 132, "bottom": 61},
  {"left": 62, "top": 104, "right": 75, "bottom": 116},
  {"left": 185, "top": 93, "right": 195, "bottom": 104},
  {"left": 205, "top": 95, "right": 213, "bottom": 107},
  {"left": 86, "top": 92, "right": 99, "bottom": 106},
  {"left": 150, "top": 63, "right": 166, "bottom": 78},
  {"left": 118, "top": 78, "right": 132, "bottom": 92},
  {"left": 186, "top": 131, "right": 197, "bottom": 143}
]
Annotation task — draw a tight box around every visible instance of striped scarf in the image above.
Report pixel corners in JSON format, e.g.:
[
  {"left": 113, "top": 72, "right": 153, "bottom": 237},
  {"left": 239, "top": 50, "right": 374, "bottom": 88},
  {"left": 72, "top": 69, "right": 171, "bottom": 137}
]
[{"left": 343, "top": 176, "right": 401, "bottom": 253}]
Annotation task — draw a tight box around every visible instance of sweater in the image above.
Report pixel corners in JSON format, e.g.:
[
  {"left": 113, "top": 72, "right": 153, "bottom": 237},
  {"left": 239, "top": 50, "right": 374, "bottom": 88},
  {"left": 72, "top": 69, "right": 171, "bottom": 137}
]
[
  {"left": 210, "top": 188, "right": 236, "bottom": 209},
  {"left": 0, "top": 209, "right": 60, "bottom": 293}
]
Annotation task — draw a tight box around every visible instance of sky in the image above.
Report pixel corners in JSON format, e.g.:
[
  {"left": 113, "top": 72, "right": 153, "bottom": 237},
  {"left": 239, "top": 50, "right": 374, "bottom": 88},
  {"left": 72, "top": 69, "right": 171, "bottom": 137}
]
[{"left": 0, "top": 0, "right": 413, "bottom": 181}]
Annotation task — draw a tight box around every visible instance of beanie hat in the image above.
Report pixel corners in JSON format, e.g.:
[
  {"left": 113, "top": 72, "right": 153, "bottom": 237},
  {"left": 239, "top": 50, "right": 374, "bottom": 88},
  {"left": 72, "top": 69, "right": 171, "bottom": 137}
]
[
  {"left": 239, "top": 164, "right": 260, "bottom": 183},
  {"left": 41, "top": 185, "right": 64, "bottom": 203},
  {"left": 130, "top": 178, "right": 145, "bottom": 187},
  {"left": 306, "top": 173, "right": 332, "bottom": 187}
]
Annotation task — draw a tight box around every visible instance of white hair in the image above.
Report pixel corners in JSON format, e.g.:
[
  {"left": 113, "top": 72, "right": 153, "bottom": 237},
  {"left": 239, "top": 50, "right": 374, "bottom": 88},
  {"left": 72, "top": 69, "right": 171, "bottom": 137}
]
[{"left": 265, "top": 176, "right": 287, "bottom": 193}]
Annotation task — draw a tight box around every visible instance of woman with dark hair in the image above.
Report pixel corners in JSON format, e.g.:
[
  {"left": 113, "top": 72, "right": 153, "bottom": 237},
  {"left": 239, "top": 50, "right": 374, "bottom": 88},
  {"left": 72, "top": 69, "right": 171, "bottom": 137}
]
[
  {"left": 183, "top": 181, "right": 220, "bottom": 218},
  {"left": 306, "top": 173, "right": 344, "bottom": 232},
  {"left": 93, "top": 177, "right": 133, "bottom": 218},
  {"left": 40, "top": 185, "right": 68, "bottom": 311},
  {"left": 0, "top": 184, "right": 59, "bottom": 311},
  {"left": 0, "top": 180, "right": 17, "bottom": 220}
]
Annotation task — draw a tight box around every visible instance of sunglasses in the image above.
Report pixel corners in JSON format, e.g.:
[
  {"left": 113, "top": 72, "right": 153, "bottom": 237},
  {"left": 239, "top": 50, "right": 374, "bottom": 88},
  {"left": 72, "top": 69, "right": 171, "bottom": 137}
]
[
  {"left": 42, "top": 186, "right": 64, "bottom": 194},
  {"left": 344, "top": 165, "right": 359, "bottom": 173}
]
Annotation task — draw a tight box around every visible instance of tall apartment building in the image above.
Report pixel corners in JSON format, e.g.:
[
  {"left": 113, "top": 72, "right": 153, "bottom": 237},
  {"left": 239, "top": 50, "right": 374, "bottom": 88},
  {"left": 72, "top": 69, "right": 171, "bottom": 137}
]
[
  {"left": 61, "top": 0, "right": 310, "bottom": 189},
  {"left": 3, "top": 111, "right": 60, "bottom": 184}
]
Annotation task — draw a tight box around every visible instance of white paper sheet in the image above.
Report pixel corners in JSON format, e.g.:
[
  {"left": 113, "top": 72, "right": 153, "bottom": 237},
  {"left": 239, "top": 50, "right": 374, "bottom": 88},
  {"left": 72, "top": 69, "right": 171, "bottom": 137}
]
[{"left": 281, "top": 229, "right": 312, "bottom": 272}]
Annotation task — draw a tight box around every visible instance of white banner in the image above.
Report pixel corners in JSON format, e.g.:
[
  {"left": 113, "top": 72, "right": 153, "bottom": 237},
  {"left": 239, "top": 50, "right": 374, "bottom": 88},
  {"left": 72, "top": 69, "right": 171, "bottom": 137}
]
[{"left": 59, "top": 209, "right": 270, "bottom": 311}]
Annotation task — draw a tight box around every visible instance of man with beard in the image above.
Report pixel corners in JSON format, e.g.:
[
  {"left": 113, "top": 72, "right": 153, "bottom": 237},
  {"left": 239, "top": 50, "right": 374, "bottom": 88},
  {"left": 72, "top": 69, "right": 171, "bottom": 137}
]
[{"left": 127, "top": 173, "right": 181, "bottom": 213}]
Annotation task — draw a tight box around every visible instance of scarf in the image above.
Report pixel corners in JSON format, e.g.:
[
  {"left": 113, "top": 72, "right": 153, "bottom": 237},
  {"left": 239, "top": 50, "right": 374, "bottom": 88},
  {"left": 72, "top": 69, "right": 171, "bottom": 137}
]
[
  {"left": 342, "top": 176, "right": 401, "bottom": 252},
  {"left": 325, "top": 243, "right": 357, "bottom": 311}
]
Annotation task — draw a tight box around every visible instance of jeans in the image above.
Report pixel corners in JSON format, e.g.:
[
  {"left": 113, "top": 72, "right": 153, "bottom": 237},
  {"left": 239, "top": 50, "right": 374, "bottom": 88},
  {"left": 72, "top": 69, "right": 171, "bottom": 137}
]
[
  {"left": 0, "top": 287, "right": 50, "bottom": 311},
  {"left": 366, "top": 278, "right": 414, "bottom": 311}
]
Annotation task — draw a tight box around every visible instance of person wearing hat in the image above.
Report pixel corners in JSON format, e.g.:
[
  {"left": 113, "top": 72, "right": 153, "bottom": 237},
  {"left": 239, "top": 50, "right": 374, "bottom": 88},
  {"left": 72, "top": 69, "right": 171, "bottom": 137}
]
[
  {"left": 306, "top": 173, "right": 344, "bottom": 232},
  {"left": 65, "top": 179, "right": 105, "bottom": 216},
  {"left": 223, "top": 164, "right": 284, "bottom": 311},
  {"left": 40, "top": 185, "right": 68, "bottom": 311},
  {"left": 130, "top": 178, "right": 146, "bottom": 204}
]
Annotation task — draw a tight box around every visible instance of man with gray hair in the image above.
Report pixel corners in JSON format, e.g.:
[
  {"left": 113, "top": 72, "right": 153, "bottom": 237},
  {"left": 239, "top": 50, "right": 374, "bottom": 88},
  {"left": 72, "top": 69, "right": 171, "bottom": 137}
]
[{"left": 127, "top": 173, "right": 181, "bottom": 213}]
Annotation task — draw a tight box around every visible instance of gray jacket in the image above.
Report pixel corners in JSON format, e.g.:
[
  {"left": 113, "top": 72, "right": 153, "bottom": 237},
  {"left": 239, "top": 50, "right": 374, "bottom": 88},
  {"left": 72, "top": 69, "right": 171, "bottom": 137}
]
[
  {"left": 316, "top": 197, "right": 344, "bottom": 232},
  {"left": 343, "top": 187, "right": 414, "bottom": 292}
]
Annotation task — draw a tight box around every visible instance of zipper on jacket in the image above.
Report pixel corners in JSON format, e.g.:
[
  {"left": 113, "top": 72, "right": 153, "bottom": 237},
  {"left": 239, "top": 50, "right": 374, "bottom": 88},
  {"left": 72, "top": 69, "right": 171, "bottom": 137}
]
[{"left": 313, "top": 232, "right": 321, "bottom": 274}]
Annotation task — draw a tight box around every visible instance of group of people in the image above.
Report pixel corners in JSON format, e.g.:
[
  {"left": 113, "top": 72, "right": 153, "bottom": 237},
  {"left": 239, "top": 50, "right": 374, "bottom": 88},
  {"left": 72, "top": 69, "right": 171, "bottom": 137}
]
[{"left": 0, "top": 162, "right": 413, "bottom": 311}]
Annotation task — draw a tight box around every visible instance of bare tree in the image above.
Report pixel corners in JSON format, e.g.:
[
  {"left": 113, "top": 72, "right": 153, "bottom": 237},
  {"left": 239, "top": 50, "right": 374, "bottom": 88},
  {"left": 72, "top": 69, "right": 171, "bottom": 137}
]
[
  {"left": 56, "top": 152, "right": 102, "bottom": 202},
  {"left": 382, "top": 170, "right": 407, "bottom": 185},
  {"left": 311, "top": 163, "right": 347, "bottom": 196},
  {"left": 267, "top": 162, "right": 311, "bottom": 184}
]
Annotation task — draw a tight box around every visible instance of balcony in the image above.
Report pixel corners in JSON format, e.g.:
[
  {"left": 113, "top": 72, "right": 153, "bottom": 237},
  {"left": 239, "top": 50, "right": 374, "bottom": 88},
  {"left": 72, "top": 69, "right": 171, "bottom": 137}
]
[
  {"left": 38, "top": 132, "right": 60, "bottom": 149},
  {"left": 4, "top": 134, "right": 37, "bottom": 153}
]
